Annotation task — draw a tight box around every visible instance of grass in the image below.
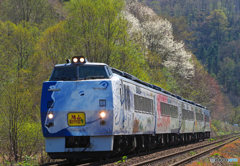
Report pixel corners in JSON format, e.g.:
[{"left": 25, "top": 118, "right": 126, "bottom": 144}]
[
  {"left": 115, "top": 156, "right": 127, "bottom": 164},
  {"left": 213, "top": 152, "right": 220, "bottom": 156},
  {"left": 207, "top": 138, "right": 217, "bottom": 142},
  {"left": 215, "top": 142, "right": 223, "bottom": 146},
  {"left": 189, "top": 151, "right": 197, "bottom": 156}
]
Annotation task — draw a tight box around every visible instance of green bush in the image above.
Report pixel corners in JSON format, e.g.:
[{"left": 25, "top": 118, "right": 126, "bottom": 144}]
[
  {"left": 17, "top": 155, "right": 38, "bottom": 166},
  {"left": 212, "top": 119, "right": 221, "bottom": 130},
  {"left": 211, "top": 124, "right": 218, "bottom": 132}
]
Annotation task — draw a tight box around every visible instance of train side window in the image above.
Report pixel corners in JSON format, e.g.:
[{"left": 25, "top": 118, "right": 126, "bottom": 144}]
[
  {"left": 164, "top": 103, "right": 167, "bottom": 115},
  {"left": 169, "top": 105, "right": 172, "bottom": 116},
  {"left": 144, "top": 98, "right": 147, "bottom": 112},
  {"left": 162, "top": 103, "right": 165, "bottom": 115},
  {"left": 189, "top": 111, "right": 194, "bottom": 120},
  {"left": 196, "top": 113, "right": 203, "bottom": 121},
  {"left": 134, "top": 94, "right": 153, "bottom": 114},
  {"left": 182, "top": 109, "right": 190, "bottom": 120},
  {"left": 171, "top": 105, "right": 178, "bottom": 118},
  {"left": 171, "top": 105, "right": 177, "bottom": 117}
]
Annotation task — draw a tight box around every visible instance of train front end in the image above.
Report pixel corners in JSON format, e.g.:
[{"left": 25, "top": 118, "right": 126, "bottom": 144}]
[{"left": 40, "top": 56, "right": 114, "bottom": 159}]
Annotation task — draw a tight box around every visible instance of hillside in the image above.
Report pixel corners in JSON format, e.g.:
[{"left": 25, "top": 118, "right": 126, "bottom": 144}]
[
  {"left": 141, "top": 0, "right": 240, "bottom": 108},
  {"left": 124, "top": 0, "right": 237, "bottom": 122}
]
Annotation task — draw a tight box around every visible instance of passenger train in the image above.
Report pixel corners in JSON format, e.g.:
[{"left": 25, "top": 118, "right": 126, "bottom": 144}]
[{"left": 40, "top": 56, "right": 211, "bottom": 160}]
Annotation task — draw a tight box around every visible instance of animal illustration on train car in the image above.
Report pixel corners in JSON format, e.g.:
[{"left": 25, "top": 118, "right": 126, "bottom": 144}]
[{"left": 40, "top": 56, "right": 211, "bottom": 160}]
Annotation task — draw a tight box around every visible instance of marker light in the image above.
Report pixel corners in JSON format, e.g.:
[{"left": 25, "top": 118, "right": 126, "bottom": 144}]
[
  {"left": 80, "top": 57, "right": 85, "bottom": 63},
  {"left": 100, "top": 111, "right": 106, "bottom": 118},
  {"left": 48, "top": 113, "right": 54, "bottom": 119},
  {"left": 73, "top": 58, "right": 78, "bottom": 63}
]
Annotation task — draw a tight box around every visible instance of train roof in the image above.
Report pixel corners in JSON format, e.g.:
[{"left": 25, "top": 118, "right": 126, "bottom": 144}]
[{"left": 111, "top": 67, "right": 208, "bottom": 110}]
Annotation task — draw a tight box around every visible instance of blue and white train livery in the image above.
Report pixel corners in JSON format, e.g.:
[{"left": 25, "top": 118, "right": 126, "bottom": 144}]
[{"left": 40, "top": 56, "right": 211, "bottom": 160}]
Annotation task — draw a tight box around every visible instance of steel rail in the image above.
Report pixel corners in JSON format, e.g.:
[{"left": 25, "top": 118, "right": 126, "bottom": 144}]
[
  {"left": 130, "top": 134, "right": 240, "bottom": 166},
  {"left": 169, "top": 136, "right": 240, "bottom": 166}
]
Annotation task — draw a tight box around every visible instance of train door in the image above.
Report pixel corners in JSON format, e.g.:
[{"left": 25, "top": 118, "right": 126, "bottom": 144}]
[
  {"left": 123, "top": 83, "right": 129, "bottom": 130},
  {"left": 119, "top": 80, "right": 125, "bottom": 130},
  {"left": 178, "top": 101, "right": 182, "bottom": 133},
  {"left": 203, "top": 109, "right": 206, "bottom": 131}
]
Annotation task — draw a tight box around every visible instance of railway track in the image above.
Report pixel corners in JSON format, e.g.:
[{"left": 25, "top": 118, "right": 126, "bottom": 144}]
[
  {"left": 40, "top": 133, "right": 239, "bottom": 166},
  {"left": 131, "top": 134, "right": 240, "bottom": 166}
]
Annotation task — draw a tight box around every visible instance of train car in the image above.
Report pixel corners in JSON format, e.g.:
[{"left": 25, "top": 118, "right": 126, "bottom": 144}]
[{"left": 40, "top": 56, "right": 211, "bottom": 160}]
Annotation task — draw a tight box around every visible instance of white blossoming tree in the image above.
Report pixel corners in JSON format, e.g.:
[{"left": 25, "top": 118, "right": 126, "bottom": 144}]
[{"left": 124, "top": 0, "right": 194, "bottom": 79}]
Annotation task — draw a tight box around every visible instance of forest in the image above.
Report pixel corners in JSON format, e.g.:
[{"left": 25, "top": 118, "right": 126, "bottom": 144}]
[
  {"left": 142, "top": 0, "right": 240, "bottom": 106},
  {"left": 0, "top": 0, "right": 239, "bottom": 164}
]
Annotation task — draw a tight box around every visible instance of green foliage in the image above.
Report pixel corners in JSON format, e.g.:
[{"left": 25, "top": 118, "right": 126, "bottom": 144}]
[
  {"left": 64, "top": 0, "right": 127, "bottom": 63},
  {"left": 208, "top": 138, "right": 217, "bottom": 142},
  {"left": 189, "top": 151, "right": 197, "bottom": 155},
  {"left": 197, "top": 162, "right": 203, "bottom": 165},
  {"left": 165, "top": 16, "right": 196, "bottom": 49},
  {"left": 0, "top": 0, "right": 58, "bottom": 24},
  {"left": 16, "top": 155, "right": 38, "bottom": 166},
  {"left": 0, "top": 19, "right": 43, "bottom": 163},
  {"left": 35, "top": 0, "right": 149, "bottom": 81},
  {"left": 212, "top": 119, "right": 233, "bottom": 135},
  {"left": 115, "top": 156, "right": 127, "bottom": 164},
  {"left": 212, "top": 119, "right": 221, "bottom": 130},
  {"left": 213, "top": 153, "right": 221, "bottom": 156},
  {"left": 211, "top": 124, "right": 218, "bottom": 132},
  {"left": 161, "top": 67, "right": 180, "bottom": 93},
  {"left": 206, "top": 9, "right": 229, "bottom": 41}
]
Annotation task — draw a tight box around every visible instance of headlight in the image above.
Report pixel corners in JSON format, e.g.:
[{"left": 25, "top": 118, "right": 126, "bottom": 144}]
[
  {"left": 80, "top": 57, "right": 85, "bottom": 63},
  {"left": 100, "top": 111, "right": 106, "bottom": 118},
  {"left": 73, "top": 58, "right": 78, "bottom": 63},
  {"left": 48, "top": 113, "right": 54, "bottom": 119}
]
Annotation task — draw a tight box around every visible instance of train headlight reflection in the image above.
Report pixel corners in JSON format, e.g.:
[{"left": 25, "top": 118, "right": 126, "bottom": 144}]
[
  {"left": 48, "top": 113, "right": 54, "bottom": 119},
  {"left": 100, "top": 111, "right": 106, "bottom": 118}
]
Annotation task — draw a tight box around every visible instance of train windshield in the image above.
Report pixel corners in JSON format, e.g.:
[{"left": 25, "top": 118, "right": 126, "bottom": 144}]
[
  {"left": 50, "top": 66, "right": 108, "bottom": 81},
  {"left": 79, "top": 66, "right": 108, "bottom": 80}
]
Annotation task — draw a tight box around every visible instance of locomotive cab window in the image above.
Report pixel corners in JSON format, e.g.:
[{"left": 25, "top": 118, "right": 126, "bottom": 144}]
[
  {"left": 49, "top": 65, "right": 109, "bottom": 81},
  {"left": 50, "top": 66, "right": 77, "bottom": 81},
  {"left": 79, "top": 66, "right": 108, "bottom": 79}
]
